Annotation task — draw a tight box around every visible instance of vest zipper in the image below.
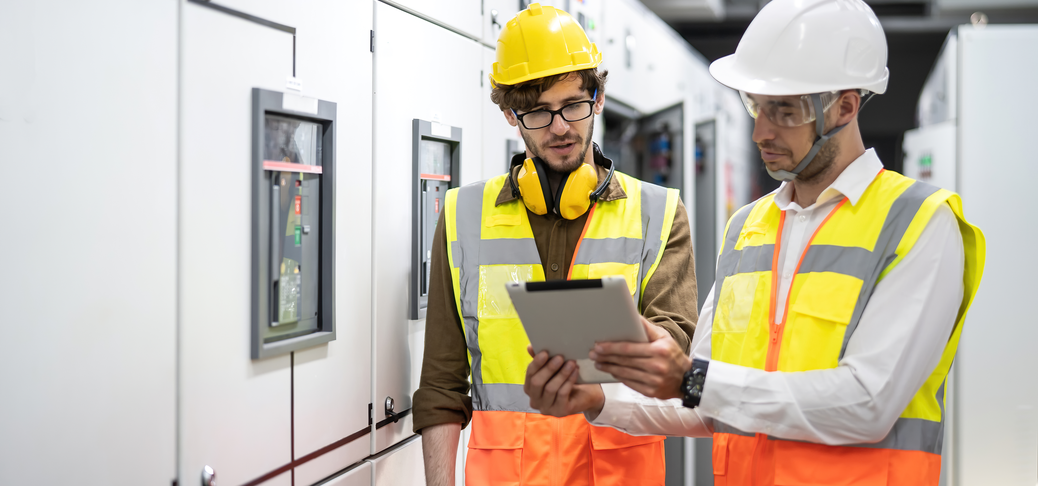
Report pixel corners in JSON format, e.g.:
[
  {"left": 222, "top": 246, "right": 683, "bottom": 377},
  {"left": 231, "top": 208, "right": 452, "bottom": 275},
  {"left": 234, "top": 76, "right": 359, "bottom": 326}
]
[{"left": 765, "top": 199, "right": 848, "bottom": 372}]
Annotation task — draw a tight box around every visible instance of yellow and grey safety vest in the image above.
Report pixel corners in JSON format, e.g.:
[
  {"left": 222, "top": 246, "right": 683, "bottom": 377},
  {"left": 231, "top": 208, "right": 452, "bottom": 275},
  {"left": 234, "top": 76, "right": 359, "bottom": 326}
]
[
  {"left": 708, "top": 169, "right": 985, "bottom": 485},
  {"left": 444, "top": 171, "right": 680, "bottom": 412}
]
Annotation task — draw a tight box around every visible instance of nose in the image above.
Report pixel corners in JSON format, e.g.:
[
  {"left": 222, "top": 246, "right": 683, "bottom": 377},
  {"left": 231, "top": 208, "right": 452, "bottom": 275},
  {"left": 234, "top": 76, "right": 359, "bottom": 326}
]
[
  {"left": 549, "top": 112, "right": 570, "bottom": 136},
  {"left": 751, "top": 115, "right": 776, "bottom": 145}
]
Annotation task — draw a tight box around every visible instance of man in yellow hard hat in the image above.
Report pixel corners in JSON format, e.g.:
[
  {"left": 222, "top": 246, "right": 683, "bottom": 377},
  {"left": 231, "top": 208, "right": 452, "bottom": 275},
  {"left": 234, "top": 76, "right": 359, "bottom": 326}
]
[
  {"left": 522, "top": 1, "right": 986, "bottom": 485},
  {"left": 412, "top": 3, "right": 698, "bottom": 485}
]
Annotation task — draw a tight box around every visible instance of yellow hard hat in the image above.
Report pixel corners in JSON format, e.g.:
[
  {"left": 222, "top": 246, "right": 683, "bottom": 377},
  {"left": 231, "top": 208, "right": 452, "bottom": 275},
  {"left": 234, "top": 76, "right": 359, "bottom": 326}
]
[{"left": 490, "top": 3, "right": 603, "bottom": 87}]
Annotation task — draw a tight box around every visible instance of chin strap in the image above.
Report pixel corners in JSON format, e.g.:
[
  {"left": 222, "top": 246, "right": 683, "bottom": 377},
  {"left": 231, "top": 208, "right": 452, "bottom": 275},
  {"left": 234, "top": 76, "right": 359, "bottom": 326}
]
[{"left": 767, "top": 92, "right": 863, "bottom": 182}]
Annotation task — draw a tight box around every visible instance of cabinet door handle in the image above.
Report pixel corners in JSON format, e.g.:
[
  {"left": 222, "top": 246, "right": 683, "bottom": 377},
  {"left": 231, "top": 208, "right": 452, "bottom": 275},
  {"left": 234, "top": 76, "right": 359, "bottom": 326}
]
[
  {"left": 271, "top": 182, "right": 281, "bottom": 325},
  {"left": 201, "top": 465, "right": 216, "bottom": 486}
]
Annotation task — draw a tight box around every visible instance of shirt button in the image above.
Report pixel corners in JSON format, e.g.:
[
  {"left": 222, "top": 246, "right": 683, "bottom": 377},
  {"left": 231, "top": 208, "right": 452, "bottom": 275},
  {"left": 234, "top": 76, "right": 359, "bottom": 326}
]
[
  {"left": 551, "top": 263, "right": 559, "bottom": 272},
  {"left": 798, "top": 214, "right": 807, "bottom": 223}
]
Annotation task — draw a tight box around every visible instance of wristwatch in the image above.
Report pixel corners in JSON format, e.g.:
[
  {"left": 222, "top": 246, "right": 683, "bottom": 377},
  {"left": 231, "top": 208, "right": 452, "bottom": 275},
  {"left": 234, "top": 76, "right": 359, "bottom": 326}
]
[{"left": 681, "top": 359, "right": 709, "bottom": 409}]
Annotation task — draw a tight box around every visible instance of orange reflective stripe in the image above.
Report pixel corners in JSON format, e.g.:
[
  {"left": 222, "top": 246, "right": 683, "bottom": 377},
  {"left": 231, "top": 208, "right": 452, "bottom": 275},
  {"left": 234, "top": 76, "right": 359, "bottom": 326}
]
[{"left": 466, "top": 410, "right": 665, "bottom": 486}]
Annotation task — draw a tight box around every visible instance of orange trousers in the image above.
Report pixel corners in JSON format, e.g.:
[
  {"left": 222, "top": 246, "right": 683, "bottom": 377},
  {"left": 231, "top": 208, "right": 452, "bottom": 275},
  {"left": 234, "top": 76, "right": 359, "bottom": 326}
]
[{"left": 465, "top": 411, "right": 666, "bottom": 486}]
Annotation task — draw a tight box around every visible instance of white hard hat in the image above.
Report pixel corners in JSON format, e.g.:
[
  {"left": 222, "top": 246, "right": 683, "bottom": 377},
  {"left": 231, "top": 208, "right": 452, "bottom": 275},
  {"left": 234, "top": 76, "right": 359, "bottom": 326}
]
[{"left": 709, "top": 0, "right": 889, "bottom": 96}]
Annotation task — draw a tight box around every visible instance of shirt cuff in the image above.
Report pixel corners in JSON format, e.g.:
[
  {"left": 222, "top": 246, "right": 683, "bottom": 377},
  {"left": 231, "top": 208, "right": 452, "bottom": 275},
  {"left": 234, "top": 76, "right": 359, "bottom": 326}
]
[
  {"left": 697, "top": 359, "right": 749, "bottom": 420},
  {"left": 586, "top": 383, "right": 634, "bottom": 429}
]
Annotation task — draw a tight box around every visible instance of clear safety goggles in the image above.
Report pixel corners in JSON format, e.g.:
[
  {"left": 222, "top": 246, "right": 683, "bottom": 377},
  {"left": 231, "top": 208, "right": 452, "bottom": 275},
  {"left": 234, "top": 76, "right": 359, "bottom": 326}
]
[{"left": 739, "top": 90, "right": 841, "bottom": 128}]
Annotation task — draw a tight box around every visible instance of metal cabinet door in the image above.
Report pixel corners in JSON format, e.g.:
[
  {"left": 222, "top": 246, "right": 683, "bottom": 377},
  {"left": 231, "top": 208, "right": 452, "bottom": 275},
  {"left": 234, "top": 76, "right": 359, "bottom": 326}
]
[
  {"left": 0, "top": 2, "right": 177, "bottom": 485},
  {"left": 371, "top": 437, "right": 426, "bottom": 486},
  {"left": 179, "top": 4, "right": 295, "bottom": 485},
  {"left": 372, "top": 2, "right": 483, "bottom": 454},
  {"left": 321, "top": 462, "right": 372, "bottom": 486},
  {"left": 385, "top": 0, "right": 483, "bottom": 41}
]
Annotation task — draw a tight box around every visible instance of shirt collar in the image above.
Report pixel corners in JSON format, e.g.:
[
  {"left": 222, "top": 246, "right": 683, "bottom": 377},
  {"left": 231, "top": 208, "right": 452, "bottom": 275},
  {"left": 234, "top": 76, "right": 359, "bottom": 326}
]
[
  {"left": 772, "top": 148, "right": 884, "bottom": 211},
  {"left": 495, "top": 143, "right": 627, "bottom": 206}
]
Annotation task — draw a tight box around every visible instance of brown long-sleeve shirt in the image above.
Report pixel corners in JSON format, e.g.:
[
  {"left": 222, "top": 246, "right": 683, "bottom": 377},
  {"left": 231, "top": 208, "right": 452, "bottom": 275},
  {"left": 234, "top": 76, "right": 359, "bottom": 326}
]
[{"left": 413, "top": 153, "right": 699, "bottom": 433}]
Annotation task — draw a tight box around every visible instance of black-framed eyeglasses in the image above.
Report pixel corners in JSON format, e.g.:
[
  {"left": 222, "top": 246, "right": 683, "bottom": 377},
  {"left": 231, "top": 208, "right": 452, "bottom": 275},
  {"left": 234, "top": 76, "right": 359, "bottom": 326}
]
[{"left": 512, "top": 89, "right": 598, "bottom": 130}]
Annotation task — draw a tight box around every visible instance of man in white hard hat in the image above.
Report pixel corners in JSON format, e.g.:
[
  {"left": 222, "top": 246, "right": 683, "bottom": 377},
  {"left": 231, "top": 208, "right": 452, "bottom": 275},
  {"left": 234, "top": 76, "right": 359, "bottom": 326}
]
[{"left": 520, "top": 0, "right": 986, "bottom": 485}]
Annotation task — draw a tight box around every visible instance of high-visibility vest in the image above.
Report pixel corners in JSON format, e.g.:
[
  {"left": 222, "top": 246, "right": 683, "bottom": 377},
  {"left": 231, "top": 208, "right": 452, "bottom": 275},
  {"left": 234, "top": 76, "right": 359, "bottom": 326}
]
[
  {"left": 709, "top": 170, "right": 985, "bottom": 486},
  {"left": 445, "top": 171, "right": 681, "bottom": 486}
]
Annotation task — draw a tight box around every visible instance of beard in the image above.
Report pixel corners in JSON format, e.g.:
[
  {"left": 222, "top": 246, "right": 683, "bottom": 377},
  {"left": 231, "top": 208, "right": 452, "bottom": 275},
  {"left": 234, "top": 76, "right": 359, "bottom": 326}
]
[
  {"left": 794, "top": 136, "right": 840, "bottom": 183},
  {"left": 520, "top": 117, "right": 595, "bottom": 174}
]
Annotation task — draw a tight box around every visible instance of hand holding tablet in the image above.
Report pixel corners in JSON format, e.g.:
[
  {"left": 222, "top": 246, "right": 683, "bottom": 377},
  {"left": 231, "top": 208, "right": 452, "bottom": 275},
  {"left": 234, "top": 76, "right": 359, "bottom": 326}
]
[{"left": 506, "top": 276, "right": 647, "bottom": 383}]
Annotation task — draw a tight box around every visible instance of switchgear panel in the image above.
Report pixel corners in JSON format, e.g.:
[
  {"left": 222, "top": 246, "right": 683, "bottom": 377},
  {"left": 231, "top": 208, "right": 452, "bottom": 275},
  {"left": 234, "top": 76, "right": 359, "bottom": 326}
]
[
  {"left": 251, "top": 88, "right": 337, "bottom": 359},
  {"left": 410, "top": 119, "right": 461, "bottom": 319}
]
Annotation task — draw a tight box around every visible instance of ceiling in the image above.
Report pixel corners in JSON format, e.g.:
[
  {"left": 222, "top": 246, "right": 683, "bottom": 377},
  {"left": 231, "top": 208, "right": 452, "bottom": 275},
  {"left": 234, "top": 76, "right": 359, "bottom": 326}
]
[
  {"left": 643, "top": 0, "right": 1038, "bottom": 181},
  {"left": 639, "top": 0, "right": 1038, "bottom": 27}
]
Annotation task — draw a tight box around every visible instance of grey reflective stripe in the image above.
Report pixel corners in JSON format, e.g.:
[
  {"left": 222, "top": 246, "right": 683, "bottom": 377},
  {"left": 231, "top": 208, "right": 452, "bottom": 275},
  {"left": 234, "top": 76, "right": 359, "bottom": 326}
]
[
  {"left": 797, "top": 245, "right": 873, "bottom": 281},
  {"left": 759, "top": 417, "right": 944, "bottom": 454},
  {"left": 843, "top": 417, "right": 945, "bottom": 454},
  {"left": 715, "top": 244, "right": 775, "bottom": 279},
  {"left": 713, "top": 421, "right": 755, "bottom": 438},
  {"left": 636, "top": 182, "right": 671, "bottom": 308},
  {"left": 453, "top": 182, "right": 486, "bottom": 387},
  {"left": 839, "top": 181, "right": 939, "bottom": 359},
  {"left": 471, "top": 383, "right": 537, "bottom": 413},
  {"left": 711, "top": 202, "right": 758, "bottom": 319},
  {"left": 476, "top": 238, "right": 541, "bottom": 265},
  {"left": 572, "top": 237, "right": 642, "bottom": 266},
  {"left": 463, "top": 317, "right": 482, "bottom": 387},
  {"left": 934, "top": 380, "right": 947, "bottom": 454}
]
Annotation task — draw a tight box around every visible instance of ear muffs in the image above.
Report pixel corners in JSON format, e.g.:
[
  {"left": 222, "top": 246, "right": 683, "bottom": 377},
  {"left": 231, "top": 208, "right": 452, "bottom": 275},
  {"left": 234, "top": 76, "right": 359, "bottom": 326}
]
[{"left": 512, "top": 156, "right": 614, "bottom": 220}]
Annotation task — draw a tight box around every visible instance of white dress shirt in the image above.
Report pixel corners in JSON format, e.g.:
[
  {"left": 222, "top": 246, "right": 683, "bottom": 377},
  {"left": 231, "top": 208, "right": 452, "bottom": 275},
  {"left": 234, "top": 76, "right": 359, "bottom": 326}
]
[{"left": 592, "top": 149, "right": 966, "bottom": 445}]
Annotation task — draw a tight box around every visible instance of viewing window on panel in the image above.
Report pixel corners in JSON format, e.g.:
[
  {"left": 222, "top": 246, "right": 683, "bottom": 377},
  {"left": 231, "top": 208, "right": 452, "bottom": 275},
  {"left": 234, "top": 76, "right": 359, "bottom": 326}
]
[
  {"left": 418, "top": 139, "right": 451, "bottom": 298},
  {"left": 266, "top": 115, "right": 321, "bottom": 333}
]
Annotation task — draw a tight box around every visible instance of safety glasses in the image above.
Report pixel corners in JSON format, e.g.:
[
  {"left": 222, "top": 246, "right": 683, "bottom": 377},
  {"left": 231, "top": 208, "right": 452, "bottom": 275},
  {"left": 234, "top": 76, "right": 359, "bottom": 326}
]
[{"left": 739, "top": 90, "right": 841, "bottom": 128}]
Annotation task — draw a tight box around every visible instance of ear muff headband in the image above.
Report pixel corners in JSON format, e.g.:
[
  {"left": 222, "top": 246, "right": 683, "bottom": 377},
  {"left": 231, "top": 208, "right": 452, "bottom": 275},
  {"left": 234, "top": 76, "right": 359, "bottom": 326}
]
[{"left": 512, "top": 154, "right": 613, "bottom": 219}]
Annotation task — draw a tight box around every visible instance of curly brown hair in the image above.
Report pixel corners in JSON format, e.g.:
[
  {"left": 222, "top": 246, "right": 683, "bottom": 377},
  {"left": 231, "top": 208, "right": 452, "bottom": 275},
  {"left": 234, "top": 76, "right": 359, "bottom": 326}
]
[{"left": 490, "top": 68, "right": 608, "bottom": 113}]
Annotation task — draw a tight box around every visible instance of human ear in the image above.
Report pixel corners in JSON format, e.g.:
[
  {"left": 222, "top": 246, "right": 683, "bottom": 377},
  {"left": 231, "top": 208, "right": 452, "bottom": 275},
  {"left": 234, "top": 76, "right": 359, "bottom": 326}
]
[
  {"left": 593, "top": 91, "right": 605, "bottom": 115},
  {"left": 836, "top": 91, "right": 860, "bottom": 125},
  {"left": 504, "top": 109, "right": 519, "bottom": 127}
]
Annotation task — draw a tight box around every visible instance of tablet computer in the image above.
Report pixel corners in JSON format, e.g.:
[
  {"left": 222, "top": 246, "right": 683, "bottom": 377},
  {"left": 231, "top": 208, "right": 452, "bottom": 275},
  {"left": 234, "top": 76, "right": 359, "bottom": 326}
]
[{"left": 506, "top": 276, "right": 647, "bottom": 384}]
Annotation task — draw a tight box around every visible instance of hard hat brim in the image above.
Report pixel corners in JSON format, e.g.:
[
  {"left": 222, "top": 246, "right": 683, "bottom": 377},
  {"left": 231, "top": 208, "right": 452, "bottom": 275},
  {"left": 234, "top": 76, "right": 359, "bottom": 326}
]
[
  {"left": 489, "top": 56, "right": 603, "bottom": 87},
  {"left": 709, "top": 54, "right": 889, "bottom": 96}
]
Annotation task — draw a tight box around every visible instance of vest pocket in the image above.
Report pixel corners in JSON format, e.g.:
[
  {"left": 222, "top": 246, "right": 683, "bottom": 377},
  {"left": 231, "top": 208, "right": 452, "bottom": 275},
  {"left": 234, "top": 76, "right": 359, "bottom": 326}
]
[
  {"left": 783, "top": 272, "right": 862, "bottom": 371},
  {"left": 466, "top": 411, "right": 525, "bottom": 486},
  {"left": 589, "top": 426, "right": 666, "bottom": 486},
  {"left": 716, "top": 272, "right": 765, "bottom": 334},
  {"left": 773, "top": 441, "right": 890, "bottom": 485},
  {"left": 589, "top": 424, "right": 665, "bottom": 449},
  {"left": 587, "top": 262, "right": 640, "bottom": 296},
  {"left": 478, "top": 265, "right": 536, "bottom": 319}
]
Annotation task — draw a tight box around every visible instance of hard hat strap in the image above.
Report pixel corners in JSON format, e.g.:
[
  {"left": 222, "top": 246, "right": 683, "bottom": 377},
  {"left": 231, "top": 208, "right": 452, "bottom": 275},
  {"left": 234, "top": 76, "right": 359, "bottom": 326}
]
[{"left": 767, "top": 93, "right": 848, "bottom": 181}]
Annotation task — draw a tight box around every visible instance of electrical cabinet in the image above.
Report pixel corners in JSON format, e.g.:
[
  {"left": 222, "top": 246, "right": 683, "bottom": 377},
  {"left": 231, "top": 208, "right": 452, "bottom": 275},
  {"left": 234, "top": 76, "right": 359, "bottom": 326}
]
[
  {"left": 410, "top": 120, "right": 461, "bottom": 320},
  {"left": 909, "top": 25, "right": 1038, "bottom": 486},
  {"left": 372, "top": 0, "right": 483, "bottom": 455},
  {"left": 251, "top": 88, "right": 337, "bottom": 359}
]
